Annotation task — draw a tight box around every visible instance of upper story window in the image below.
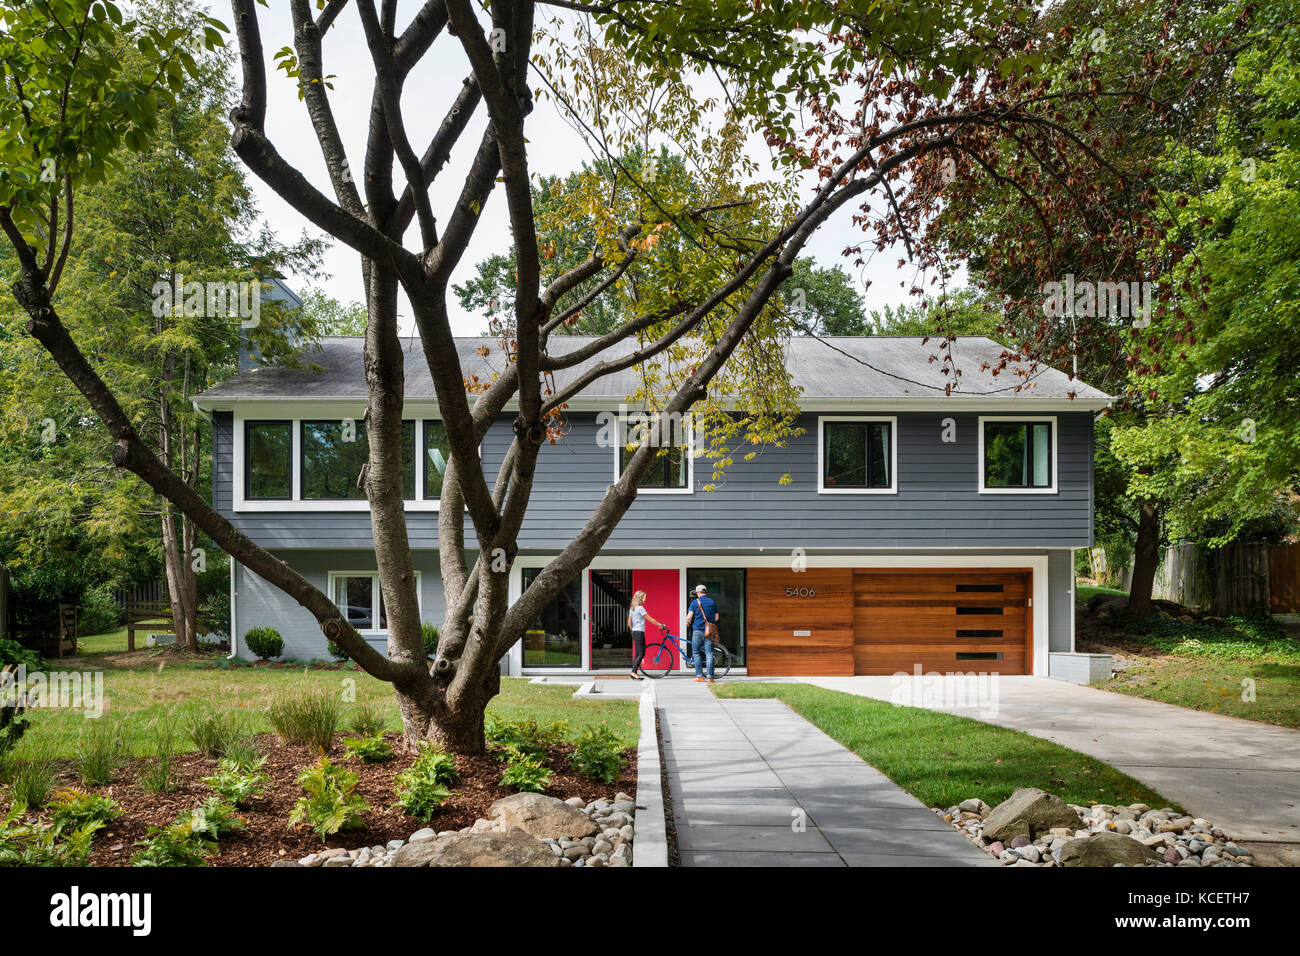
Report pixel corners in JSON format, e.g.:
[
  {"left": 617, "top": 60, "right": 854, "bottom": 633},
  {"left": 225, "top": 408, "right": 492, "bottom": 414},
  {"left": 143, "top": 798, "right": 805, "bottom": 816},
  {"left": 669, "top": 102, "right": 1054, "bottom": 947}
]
[
  {"left": 245, "top": 420, "right": 292, "bottom": 500},
  {"left": 617, "top": 415, "right": 692, "bottom": 493},
  {"left": 236, "top": 414, "right": 440, "bottom": 510},
  {"left": 300, "top": 420, "right": 416, "bottom": 501},
  {"left": 818, "top": 417, "right": 896, "bottom": 494},
  {"left": 979, "top": 418, "right": 1056, "bottom": 493}
]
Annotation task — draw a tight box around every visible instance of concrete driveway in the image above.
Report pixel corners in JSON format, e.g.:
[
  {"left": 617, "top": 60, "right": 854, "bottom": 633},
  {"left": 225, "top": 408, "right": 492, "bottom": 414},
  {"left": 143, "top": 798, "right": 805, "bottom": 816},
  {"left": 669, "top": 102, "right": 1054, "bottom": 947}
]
[{"left": 798, "top": 676, "right": 1300, "bottom": 858}]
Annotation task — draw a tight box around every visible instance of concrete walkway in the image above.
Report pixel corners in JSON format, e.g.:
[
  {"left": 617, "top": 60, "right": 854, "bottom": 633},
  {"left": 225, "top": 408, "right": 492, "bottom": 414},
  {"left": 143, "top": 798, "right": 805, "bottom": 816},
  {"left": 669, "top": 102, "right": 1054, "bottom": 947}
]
[
  {"left": 654, "top": 678, "right": 997, "bottom": 866},
  {"left": 802, "top": 676, "right": 1300, "bottom": 852}
]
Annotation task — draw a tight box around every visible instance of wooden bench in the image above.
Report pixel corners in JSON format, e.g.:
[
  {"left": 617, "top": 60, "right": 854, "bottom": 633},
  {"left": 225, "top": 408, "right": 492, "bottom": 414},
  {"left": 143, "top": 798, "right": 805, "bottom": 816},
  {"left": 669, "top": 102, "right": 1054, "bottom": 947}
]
[{"left": 127, "top": 599, "right": 175, "bottom": 652}]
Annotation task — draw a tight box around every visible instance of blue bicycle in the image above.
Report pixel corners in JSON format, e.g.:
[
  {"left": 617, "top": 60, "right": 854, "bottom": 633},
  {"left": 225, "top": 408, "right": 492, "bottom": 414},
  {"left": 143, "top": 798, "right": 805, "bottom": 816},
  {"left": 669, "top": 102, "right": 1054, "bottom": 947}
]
[{"left": 640, "top": 625, "right": 732, "bottom": 679}]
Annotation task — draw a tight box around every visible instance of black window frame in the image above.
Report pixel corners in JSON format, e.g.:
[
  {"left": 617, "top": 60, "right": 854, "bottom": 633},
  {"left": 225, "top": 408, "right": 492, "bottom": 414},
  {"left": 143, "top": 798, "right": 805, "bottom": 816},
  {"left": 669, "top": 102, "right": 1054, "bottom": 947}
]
[
  {"left": 617, "top": 416, "right": 690, "bottom": 491},
  {"left": 821, "top": 418, "right": 893, "bottom": 490},
  {"left": 244, "top": 419, "right": 293, "bottom": 501},
  {"left": 981, "top": 419, "right": 1054, "bottom": 490}
]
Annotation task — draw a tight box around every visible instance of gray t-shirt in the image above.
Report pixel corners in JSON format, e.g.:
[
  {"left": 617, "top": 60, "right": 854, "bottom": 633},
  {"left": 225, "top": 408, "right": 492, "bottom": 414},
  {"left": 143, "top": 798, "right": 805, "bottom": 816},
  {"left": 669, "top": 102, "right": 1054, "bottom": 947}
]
[{"left": 629, "top": 605, "right": 648, "bottom": 632}]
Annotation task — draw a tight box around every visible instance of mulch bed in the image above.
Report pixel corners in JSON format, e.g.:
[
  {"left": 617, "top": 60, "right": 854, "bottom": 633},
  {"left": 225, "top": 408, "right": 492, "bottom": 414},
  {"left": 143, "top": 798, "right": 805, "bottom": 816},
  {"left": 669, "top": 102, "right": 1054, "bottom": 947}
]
[{"left": 12, "top": 734, "right": 635, "bottom": 867}]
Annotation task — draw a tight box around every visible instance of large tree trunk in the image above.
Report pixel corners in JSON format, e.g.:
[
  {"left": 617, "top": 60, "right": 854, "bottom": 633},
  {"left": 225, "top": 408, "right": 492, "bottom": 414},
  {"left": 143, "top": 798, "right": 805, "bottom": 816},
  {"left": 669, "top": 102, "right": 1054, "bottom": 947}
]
[
  {"left": 1126, "top": 496, "right": 1162, "bottom": 617},
  {"left": 393, "top": 662, "right": 498, "bottom": 754}
]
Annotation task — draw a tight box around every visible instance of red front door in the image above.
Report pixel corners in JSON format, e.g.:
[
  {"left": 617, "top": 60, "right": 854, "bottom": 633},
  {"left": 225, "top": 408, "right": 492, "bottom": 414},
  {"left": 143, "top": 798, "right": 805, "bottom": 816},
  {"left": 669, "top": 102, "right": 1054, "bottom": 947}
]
[{"left": 634, "top": 569, "right": 680, "bottom": 668}]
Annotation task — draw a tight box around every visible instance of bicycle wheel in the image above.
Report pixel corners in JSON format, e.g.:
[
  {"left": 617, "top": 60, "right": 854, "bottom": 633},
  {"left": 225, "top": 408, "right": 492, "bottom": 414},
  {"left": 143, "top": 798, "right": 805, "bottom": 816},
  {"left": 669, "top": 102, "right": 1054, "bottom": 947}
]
[
  {"left": 639, "top": 642, "right": 675, "bottom": 679},
  {"left": 708, "top": 643, "right": 733, "bottom": 680}
]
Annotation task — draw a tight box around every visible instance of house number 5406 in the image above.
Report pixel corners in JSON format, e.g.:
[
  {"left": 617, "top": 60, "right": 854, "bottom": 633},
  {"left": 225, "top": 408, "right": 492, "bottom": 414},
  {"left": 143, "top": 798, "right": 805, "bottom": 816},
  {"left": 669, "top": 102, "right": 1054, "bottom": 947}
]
[{"left": 785, "top": 587, "right": 816, "bottom": 597}]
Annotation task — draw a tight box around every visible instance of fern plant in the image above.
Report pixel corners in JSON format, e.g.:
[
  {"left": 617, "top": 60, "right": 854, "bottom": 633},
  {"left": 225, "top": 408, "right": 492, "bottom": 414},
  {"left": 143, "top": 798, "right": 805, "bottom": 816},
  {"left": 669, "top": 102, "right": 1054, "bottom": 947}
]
[
  {"left": 288, "top": 756, "right": 369, "bottom": 841},
  {"left": 202, "top": 756, "right": 270, "bottom": 808},
  {"left": 570, "top": 727, "right": 626, "bottom": 784},
  {"left": 500, "top": 748, "right": 551, "bottom": 793}
]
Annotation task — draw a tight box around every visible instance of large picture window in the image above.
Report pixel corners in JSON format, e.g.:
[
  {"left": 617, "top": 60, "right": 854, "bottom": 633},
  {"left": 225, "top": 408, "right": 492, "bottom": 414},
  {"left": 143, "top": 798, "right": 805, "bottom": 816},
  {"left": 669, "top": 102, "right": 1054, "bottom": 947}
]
[
  {"left": 981, "top": 419, "right": 1054, "bottom": 492},
  {"left": 520, "top": 567, "right": 581, "bottom": 668},
  {"left": 819, "top": 418, "right": 895, "bottom": 492},
  {"left": 301, "top": 420, "right": 416, "bottom": 501},
  {"left": 617, "top": 416, "right": 690, "bottom": 492},
  {"left": 245, "top": 420, "right": 292, "bottom": 500}
]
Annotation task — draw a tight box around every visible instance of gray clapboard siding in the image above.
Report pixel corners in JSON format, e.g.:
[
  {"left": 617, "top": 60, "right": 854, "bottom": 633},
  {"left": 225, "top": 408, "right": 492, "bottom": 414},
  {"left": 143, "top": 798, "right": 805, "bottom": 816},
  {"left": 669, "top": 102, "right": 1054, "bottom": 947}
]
[{"left": 212, "top": 410, "right": 1094, "bottom": 550}]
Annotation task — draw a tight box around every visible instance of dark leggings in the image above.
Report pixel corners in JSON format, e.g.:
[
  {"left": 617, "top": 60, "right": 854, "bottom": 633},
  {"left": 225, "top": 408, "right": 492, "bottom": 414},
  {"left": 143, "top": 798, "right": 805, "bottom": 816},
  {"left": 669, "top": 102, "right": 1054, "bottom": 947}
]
[{"left": 631, "top": 631, "right": 646, "bottom": 671}]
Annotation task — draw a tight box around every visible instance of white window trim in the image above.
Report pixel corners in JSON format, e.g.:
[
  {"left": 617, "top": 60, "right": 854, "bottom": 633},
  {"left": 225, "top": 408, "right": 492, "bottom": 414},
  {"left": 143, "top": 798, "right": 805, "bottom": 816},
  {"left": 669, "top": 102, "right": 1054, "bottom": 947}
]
[
  {"left": 978, "top": 416, "right": 1058, "bottom": 495},
  {"left": 326, "top": 570, "right": 422, "bottom": 636},
  {"left": 233, "top": 410, "right": 461, "bottom": 512},
  {"left": 612, "top": 413, "right": 695, "bottom": 496},
  {"left": 816, "top": 415, "right": 899, "bottom": 495}
]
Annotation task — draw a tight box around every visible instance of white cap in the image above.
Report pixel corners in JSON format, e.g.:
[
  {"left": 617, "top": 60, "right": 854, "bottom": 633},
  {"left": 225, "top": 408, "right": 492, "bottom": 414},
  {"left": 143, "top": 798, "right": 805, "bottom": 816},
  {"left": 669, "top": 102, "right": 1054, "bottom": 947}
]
[{"left": 694, "top": 584, "right": 707, "bottom": 594}]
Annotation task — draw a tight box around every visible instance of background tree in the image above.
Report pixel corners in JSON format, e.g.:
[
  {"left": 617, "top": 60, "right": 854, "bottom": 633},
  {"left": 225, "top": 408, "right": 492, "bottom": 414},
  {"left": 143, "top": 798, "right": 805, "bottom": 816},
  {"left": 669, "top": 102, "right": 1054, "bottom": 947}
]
[
  {"left": 2, "top": 0, "right": 1209, "bottom": 750},
  {"left": 297, "top": 286, "right": 368, "bottom": 336},
  {"left": 0, "top": 0, "right": 321, "bottom": 649}
]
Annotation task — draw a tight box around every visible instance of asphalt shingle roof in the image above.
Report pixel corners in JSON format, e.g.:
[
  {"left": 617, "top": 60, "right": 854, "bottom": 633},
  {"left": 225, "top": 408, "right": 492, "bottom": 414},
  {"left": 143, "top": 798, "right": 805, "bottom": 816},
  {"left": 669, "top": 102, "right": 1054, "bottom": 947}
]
[{"left": 194, "top": 335, "right": 1111, "bottom": 407}]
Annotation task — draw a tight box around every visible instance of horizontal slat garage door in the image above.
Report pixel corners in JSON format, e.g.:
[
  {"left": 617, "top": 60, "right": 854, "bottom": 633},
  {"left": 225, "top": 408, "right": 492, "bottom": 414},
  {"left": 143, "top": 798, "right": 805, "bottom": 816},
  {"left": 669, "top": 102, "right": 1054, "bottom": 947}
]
[{"left": 853, "top": 570, "right": 1031, "bottom": 675}]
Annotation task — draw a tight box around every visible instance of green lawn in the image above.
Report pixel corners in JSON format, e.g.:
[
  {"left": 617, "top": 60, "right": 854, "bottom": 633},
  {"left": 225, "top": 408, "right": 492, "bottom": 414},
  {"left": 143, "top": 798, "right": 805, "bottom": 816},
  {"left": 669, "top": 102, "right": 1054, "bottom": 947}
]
[
  {"left": 1098, "top": 614, "right": 1300, "bottom": 728},
  {"left": 714, "top": 682, "right": 1172, "bottom": 810},
  {"left": 1076, "top": 584, "right": 1127, "bottom": 603},
  {"left": 9, "top": 668, "right": 638, "bottom": 759}
]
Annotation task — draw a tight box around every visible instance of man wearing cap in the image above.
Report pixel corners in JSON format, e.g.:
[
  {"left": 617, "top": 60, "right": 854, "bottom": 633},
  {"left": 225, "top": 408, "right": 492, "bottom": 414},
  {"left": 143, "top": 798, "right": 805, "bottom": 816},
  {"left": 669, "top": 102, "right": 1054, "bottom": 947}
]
[{"left": 684, "top": 584, "right": 720, "bottom": 683}]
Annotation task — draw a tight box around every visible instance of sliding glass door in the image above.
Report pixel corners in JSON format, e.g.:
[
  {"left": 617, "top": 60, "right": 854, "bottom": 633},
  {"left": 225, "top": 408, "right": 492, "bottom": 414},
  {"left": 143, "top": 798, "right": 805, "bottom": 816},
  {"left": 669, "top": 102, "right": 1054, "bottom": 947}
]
[{"left": 686, "top": 568, "right": 746, "bottom": 665}]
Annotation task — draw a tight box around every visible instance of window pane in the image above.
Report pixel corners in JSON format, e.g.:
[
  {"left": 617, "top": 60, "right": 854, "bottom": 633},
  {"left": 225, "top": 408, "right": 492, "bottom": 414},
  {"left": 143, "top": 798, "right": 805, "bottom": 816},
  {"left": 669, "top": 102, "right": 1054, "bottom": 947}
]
[
  {"left": 424, "top": 421, "right": 450, "bottom": 500},
  {"left": 334, "top": 576, "right": 374, "bottom": 631},
  {"left": 868, "top": 422, "right": 890, "bottom": 488},
  {"left": 521, "top": 567, "right": 581, "bottom": 668},
  {"left": 302, "top": 420, "right": 368, "bottom": 499},
  {"left": 246, "top": 421, "right": 292, "bottom": 499},
  {"left": 687, "top": 568, "right": 746, "bottom": 665},
  {"left": 824, "top": 422, "right": 867, "bottom": 487},
  {"left": 1031, "top": 423, "right": 1051, "bottom": 487},
  {"left": 984, "top": 422, "right": 1052, "bottom": 488},
  {"left": 620, "top": 418, "right": 688, "bottom": 488}
]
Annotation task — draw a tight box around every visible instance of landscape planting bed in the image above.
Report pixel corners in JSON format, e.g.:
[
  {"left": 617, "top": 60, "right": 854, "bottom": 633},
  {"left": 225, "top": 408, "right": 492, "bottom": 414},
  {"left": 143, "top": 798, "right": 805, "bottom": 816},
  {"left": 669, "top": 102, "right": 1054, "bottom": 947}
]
[{"left": 4, "top": 734, "right": 635, "bottom": 867}]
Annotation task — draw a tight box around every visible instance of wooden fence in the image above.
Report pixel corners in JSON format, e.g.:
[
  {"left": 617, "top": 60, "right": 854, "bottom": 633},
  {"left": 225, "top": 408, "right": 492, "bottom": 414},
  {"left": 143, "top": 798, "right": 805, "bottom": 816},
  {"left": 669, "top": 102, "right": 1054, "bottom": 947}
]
[
  {"left": 1271, "top": 543, "right": 1300, "bottom": 614},
  {"left": 1121, "top": 542, "right": 1278, "bottom": 615}
]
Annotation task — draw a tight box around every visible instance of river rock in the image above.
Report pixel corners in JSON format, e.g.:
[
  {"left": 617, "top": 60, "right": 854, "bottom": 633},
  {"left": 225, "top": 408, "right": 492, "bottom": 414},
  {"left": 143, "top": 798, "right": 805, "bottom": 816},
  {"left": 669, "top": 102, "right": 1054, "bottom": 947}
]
[
  {"left": 983, "top": 788, "right": 1082, "bottom": 843},
  {"left": 392, "top": 831, "right": 559, "bottom": 867},
  {"left": 1059, "top": 832, "right": 1164, "bottom": 867},
  {"left": 487, "top": 792, "right": 600, "bottom": 839}
]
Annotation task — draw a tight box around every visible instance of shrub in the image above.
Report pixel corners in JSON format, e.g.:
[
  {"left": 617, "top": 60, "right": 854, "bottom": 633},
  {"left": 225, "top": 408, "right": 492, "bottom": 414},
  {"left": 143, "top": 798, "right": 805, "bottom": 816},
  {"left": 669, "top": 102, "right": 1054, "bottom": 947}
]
[
  {"left": 288, "top": 756, "right": 368, "bottom": 841},
  {"left": 422, "top": 622, "right": 439, "bottom": 658},
  {"left": 50, "top": 787, "right": 122, "bottom": 831},
  {"left": 131, "top": 822, "right": 215, "bottom": 867},
  {"left": 266, "top": 689, "right": 339, "bottom": 750},
  {"left": 326, "top": 638, "right": 348, "bottom": 660},
  {"left": 346, "top": 703, "right": 386, "bottom": 736},
  {"left": 570, "top": 726, "right": 626, "bottom": 784},
  {"left": 78, "top": 584, "right": 123, "bottom": 636},
  {"left": 74, "top": 717, "right": 130, "bottom": 786},
  {"left": 0, "top": 638, "right": 42, "bottom": 671},
  {"left": 184, "top": 708, "right": 251, "bottom": 759},
  {"left": 0, "top": 801, "right": 100, "bottom": 866},
  {"left": 202, "top": 757, "right": 270, "bottom": 808},
  {"left": 181, "top": 796, "right": 245, "bottom": 840},
  {"left": 138, "top": 719, "right": 180, "bottom": 793},
  {"left": 393, "top": 746, "right": 457, "bottom": 822},
  {"left": 8, "top": 739, "right": 60, "bottom": 807},
  {"left": 486, "top": 716, "right": 568, "bottom": 761},
  {"left": 243, "top": 626, "right": 284, "bottom": 661},
  {"left": 344, "top": 733, "right": 393, "bottom": 764},
  {"left": 500, "top": 748, "right": 551, "bottom": 793}
]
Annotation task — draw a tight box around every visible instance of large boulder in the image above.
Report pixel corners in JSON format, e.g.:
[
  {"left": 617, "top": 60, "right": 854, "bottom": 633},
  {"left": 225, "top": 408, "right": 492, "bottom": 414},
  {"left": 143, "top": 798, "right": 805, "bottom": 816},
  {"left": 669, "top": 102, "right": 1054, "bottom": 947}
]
[
  {"left": 392, "top": 831, "right": 559, "bottom": 867},
  {"left": 487, "top": 792, "right": 599, "bottom": 839},
  {"left": 1059, "top": 832, "right": 1164, "bottom": 867},
  {"left": 983, "top": 788, "right": 1082, "bottom": 844}
]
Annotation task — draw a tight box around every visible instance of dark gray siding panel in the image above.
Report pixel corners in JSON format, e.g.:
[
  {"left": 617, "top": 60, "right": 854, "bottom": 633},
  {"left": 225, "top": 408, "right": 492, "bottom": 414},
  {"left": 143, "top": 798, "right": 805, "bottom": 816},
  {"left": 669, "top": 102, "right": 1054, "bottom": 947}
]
[{"left": 213, "top": 410, "right": 1095, "bottom": 550}]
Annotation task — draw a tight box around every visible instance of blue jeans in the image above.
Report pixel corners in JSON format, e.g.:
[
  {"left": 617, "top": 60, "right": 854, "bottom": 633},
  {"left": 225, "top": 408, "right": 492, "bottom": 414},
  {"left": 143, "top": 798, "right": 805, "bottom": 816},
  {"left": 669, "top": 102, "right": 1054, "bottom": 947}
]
[{"left": 691, "top": 630, "right": 715, "bottom": 679}]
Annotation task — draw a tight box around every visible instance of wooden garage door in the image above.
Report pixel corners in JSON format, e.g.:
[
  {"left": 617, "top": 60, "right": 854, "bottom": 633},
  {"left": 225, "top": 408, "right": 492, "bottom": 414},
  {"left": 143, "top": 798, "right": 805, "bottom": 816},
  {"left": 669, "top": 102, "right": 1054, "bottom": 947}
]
[{"left": 853, "top": 570, "right": 1032, "bottom": 675}]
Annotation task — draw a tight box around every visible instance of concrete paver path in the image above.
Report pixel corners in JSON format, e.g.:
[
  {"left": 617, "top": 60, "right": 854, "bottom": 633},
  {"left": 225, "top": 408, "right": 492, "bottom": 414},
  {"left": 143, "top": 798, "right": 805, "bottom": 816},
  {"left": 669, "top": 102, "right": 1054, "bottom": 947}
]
[
  {"left": 654, "top": 678, "right": 996, "bottom": 867},
  {"left": 802, "top": 675, "right": 1300, "bottom": 849}
]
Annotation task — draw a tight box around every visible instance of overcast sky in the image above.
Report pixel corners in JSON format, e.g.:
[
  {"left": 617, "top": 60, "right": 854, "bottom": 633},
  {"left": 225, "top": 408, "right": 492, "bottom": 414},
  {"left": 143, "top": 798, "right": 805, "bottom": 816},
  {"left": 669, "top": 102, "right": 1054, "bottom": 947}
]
[{"left": 243, "top": 5, "right": 954, "bottom": 336}]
